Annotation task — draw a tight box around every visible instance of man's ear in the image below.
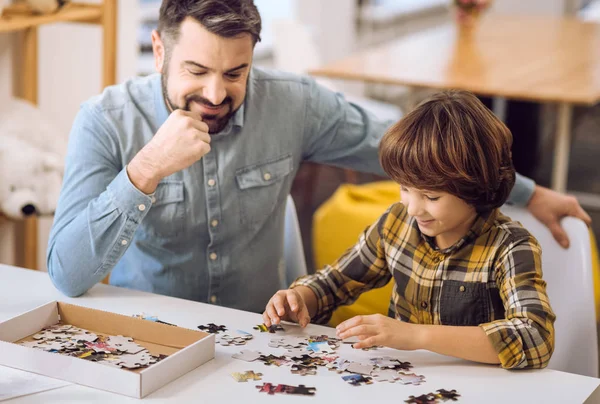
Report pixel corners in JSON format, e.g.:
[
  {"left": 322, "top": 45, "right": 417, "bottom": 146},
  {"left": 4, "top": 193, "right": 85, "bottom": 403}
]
[{"left": 152, "top": 30, "right": 165, "bottom": 73}]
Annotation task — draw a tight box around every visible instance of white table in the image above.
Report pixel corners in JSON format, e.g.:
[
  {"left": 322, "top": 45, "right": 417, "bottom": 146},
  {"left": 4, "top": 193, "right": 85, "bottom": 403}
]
[{"left": 1, "top": 264, "right": 599, "bottom": 403}]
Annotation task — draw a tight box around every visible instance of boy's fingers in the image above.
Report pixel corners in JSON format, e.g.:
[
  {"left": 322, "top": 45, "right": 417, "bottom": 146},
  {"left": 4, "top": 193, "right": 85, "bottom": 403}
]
[
  {"left": 287, "top": 292, "right": 300, "bottom": 312},
  {"left": 273, "top": 296, "right": 287, "bottom": 317},
  {"left": 262, "top": 311, "right": 272, "bottom": 327},
  {"left": 296, "top": 304, "right": 311, "bottom": 327},
  {"left": 265, "top": 304, "right": 280, "bottom": 324}
]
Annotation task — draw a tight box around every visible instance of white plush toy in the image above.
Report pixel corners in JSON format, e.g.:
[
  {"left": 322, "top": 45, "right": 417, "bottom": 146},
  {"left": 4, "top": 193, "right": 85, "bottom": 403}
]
[
  {"left": 0, "top": 98, "right": 66, "bottom": 219},
  {"left": 0, "top": 1, "right": 69, "bottom": 15},
  {"left": 25, "top": 0, "right": 69, "bottom": 14}
]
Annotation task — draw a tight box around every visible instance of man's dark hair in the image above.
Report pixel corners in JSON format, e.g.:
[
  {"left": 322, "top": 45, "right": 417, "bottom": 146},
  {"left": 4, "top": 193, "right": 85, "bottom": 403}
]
[{"left": 158, "top": 0, "right": 262, "bottom": 46}]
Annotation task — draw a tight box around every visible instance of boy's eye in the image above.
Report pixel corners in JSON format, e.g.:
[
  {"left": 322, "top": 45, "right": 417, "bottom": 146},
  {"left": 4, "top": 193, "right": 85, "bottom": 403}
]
[
  {"left": 189, "top": 70, "right": 206, "bottom": 76},
  {"left": 225, "top": 73, "right": 241, "bottom": 79},
  {"left": 426, "top": 196, "right": 440, "bottom": 201}
]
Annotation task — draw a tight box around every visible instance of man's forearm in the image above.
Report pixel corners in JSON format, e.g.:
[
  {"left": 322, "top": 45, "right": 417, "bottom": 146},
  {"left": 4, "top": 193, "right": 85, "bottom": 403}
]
[{"left": 48, "top": 169, "right": 151, "bottom": 296}]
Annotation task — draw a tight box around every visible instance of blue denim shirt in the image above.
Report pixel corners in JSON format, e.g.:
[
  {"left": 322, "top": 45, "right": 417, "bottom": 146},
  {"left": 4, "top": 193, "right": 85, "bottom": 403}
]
[{"left": 47, "top": 68, "right": 535, "bottom": 313}]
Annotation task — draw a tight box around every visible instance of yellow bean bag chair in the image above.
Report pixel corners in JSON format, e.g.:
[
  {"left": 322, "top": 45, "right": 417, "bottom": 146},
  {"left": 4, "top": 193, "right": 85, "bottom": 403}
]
[{"left": 313, "top": 181, "right": 600, "bottom": 326}]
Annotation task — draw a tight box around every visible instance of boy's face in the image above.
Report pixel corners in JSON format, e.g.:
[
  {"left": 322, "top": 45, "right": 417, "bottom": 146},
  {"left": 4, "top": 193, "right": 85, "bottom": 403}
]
[
  {"left": 400, "top": 186, "right": 477, "bottom": 249},
  {"left": 152, "top": 18, "right": 254, "bottom": 134}
]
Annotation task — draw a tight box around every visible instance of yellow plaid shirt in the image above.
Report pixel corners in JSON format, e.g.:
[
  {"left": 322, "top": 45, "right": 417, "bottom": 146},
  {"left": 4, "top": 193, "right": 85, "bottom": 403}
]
[{"left": 293, "top": 203, "right": 555, "bottom": 369}]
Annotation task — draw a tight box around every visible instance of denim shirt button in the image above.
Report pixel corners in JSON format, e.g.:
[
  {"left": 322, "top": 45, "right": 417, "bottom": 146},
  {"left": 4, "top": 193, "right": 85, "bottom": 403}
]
[{"left": 263, "top": 172, "right": 272, "bottom": 181}]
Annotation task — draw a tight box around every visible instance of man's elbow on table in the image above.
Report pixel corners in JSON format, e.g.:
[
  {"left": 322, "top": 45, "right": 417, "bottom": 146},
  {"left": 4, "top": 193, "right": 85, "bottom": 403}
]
[{"left": 47, "top": 254, "right": 92, "bottom": 298}]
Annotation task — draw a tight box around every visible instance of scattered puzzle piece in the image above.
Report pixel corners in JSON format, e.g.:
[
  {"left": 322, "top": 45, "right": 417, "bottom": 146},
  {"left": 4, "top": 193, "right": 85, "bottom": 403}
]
[
  {"left": 231, "top": 370, "right": 263, "bottom": 382},
  {"left": 371, "top": 369, "right": 401, "bottom": 383},
  {"left": 405, "top": 393, "right": 437, "bottom": 404},
  {"left": 232, "top": 350, "right": 262, "bottom": 362},
  {"left": 342, "top": 374, "right": 373, "bottom": 386},
  {"left": 397, "top": 372, "right": 426, "bottom": 386},
  {"left": 253, "top": 324, "right": 284, "bottom": 333},
  {"left": 291, "top": 364, "right": 317, "bottom": 376},
  {"left": 435, "top": 389, "right": 461, "bottom": 401},
  {"left": 256, "top": 383, "right": 316, "bottom": 396},
  {"left": 258, "top": 354, "right": 290, "bottom": 367},
  {"left": 197, "top": 323, "right": 227, "bottom": 334},
  {"left": 346, "top": 362, "right": 375, "bottom": 375}
]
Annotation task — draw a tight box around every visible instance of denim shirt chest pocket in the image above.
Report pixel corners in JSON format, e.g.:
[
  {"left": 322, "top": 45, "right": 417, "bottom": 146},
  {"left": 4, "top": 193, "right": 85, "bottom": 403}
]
[
  {"left": 236, "top": 154, "right": 294, "bottom": 227},
  {"left": 439, "top": 280, "right": 490, "bottom": 326},
  {"left": 140, "top": 180, "right": 185, "bottom": 237}
]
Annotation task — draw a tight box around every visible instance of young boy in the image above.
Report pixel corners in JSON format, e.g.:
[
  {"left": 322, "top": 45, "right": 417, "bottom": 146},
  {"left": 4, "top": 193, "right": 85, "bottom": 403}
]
[{"left": 263, "top": 90, "right": 555, "bottom": 369}]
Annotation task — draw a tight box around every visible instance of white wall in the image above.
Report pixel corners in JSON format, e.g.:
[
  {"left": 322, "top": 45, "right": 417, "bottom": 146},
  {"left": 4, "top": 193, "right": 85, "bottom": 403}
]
[
  {"left": 0, "top": 0, "right": 139, "bottom": 269},
  {"left": 489, "top": 0, "right": 569, "bottom": 15}
]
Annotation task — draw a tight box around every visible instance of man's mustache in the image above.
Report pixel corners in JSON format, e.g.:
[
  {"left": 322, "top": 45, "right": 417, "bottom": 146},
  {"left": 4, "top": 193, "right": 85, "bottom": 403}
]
[{"left": 185, "top": 95, "right": 232, "bottom": 110}]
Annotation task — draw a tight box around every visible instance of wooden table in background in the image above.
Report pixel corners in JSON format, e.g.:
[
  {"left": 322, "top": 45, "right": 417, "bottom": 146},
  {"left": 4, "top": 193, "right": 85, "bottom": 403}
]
[{"left": 310, "top": 14, "right": 600, "bottom": 198}]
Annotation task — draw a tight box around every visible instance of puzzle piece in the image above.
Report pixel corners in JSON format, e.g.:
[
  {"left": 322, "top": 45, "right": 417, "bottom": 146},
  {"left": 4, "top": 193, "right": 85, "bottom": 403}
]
[
  {"left": 197, "top": 323, "right": 227, "bottom": 334},
  {"left": 291, "top": 364, "right": 317, "bottom": 376},
  {"left": 342, "top": 374, "right": 373, "bottom": 386},
  {"left": 371, "top": 368, "right": 401, "bottom": 383},
  {"left": 397, "top": 372, "right": 426, "bottom": 386},
  {"left": 268, "top": 336, "right": 306, "bottom": 349},
  {"left": 258, "top": 354, "right": 290, "bottom": 367},
  {"left": 370, "top": 356, "right": 413, "bottom": 371},
  {"left": 286, "top": 347, "right": 308, "bottom": 355},
  {"left": 217, "top": 330, "right": 254, "bottom": 346},
  {"left": 69, "top": 331, "right": 98, "bottom": 343},
  {"left": 231, "top": 370, "right": 263, "bottom": 382},
  {"left": 232, "top": 350, "right": 262, "bottom": 362},
  {"left": 253, "top": 324, "right": 285, "bottom": 333},
  {"left": 291, "top": 354, "right": 326, "bottom": 367},
  {"left": 327, "top": 357, "right": 352, "bottom": 373},
  {"left": 405, "top": 394, "right": 437, "bottom": 404},
  {"left": 346, "top": 362, "right": 375, "bottom": 375},
  {"left": 285, "top": 384, "right": 316, "bottom": 396},
  {"left": 106, "top": 336, "right": 145, "bottom": 354},
  {"left": 115, "top": 350, "right": 155, "bottom": 369},
  {"left": 435, "top": 389, "right": 461, "bottom": 401},
  {"left": 256, "top": 382, "right": 276, "bottom": 395},
  {"left": 307, "top": 341, "right": 334, "bottom": 353},
  {"left": 256, "top": 383, "right": 316, "bottom": 396}
]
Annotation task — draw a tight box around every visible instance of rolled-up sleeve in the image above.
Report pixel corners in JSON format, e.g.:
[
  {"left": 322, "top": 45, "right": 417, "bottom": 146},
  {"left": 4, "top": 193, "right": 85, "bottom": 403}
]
[
  {"left": 291, "top": 210, "right": 392, "bottom": 324},
  {"left": 47, "top": 104, "right": 152, "bottom": 297},
  {"left": 480, "top": 236, "right": 556, "bottom": 369}
]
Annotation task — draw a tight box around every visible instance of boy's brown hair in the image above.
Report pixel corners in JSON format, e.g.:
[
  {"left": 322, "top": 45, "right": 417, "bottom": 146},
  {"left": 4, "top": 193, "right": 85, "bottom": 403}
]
[{"left": 379, "top": 90, "right": 515, "bottom": 212}]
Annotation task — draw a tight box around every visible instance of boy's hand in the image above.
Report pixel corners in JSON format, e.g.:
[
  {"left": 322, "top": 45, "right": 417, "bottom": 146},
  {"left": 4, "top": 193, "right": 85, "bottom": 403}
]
[
  {"left": 263, "top": 289, "right": 311, "bottom": 328},
  {"left": 336, "top": 314, "right": 424, "bottom": 350}
]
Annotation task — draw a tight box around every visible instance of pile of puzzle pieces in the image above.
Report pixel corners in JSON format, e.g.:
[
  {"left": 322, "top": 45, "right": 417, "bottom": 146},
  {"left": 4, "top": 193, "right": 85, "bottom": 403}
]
[
  {"left": 197, "top": 323, "right": 255, "bottom": 346},
  {"left": 21, "top": 324, "right": 167, "bottom": 369},
  {"left": 232, "top": 333, "right": 426, "bottom": 386}
]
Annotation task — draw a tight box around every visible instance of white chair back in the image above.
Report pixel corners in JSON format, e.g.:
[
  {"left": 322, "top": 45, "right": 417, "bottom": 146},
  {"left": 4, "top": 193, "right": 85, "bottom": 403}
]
[
  {"left": 501, "top": 205, "right": 598, "bottom": 377},
  {"left": 283, "top": 196, "right": 308, "bottom": 287}
]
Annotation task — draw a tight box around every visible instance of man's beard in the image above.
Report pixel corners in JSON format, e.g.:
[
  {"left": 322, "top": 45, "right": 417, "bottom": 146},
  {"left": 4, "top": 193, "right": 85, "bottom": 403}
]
[{"left": 161, "top": 73, "right": 238, "bottom": 134}]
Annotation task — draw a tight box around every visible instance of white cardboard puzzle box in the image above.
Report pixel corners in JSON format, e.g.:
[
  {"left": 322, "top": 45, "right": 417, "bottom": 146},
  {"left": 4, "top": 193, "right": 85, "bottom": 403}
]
[{"left": 0, "top": 301, "right": 215, "bottom": 398}]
